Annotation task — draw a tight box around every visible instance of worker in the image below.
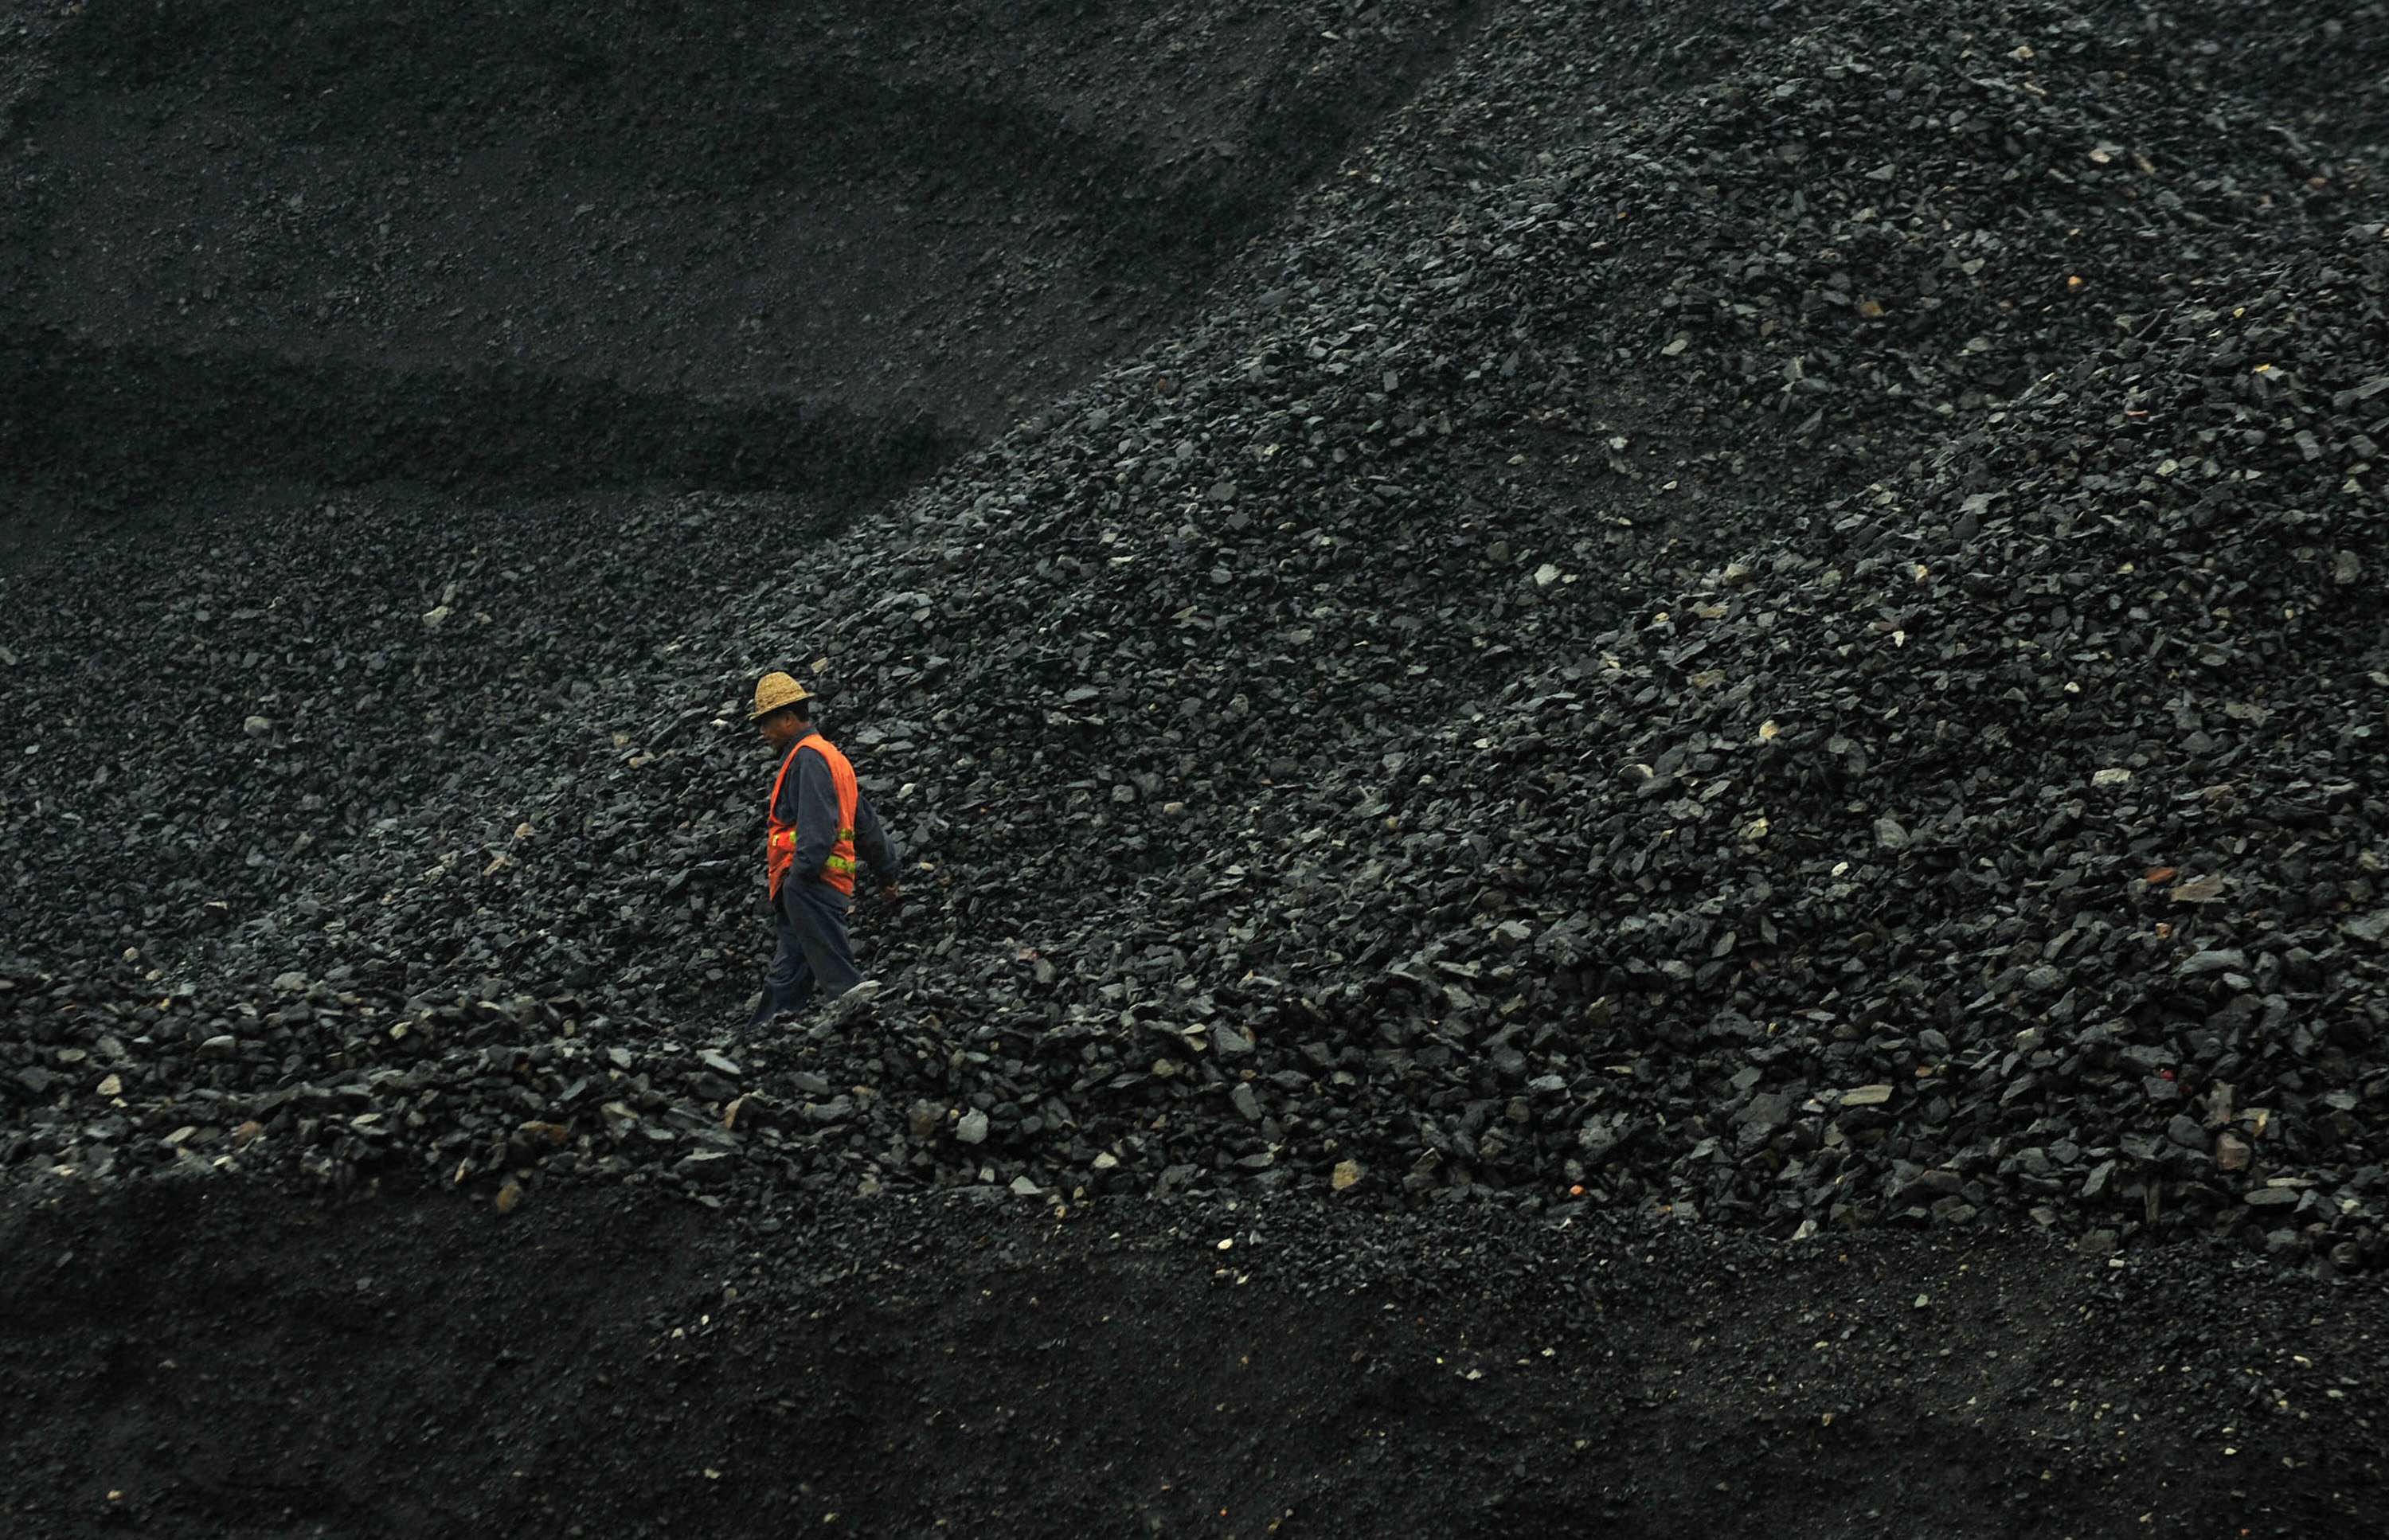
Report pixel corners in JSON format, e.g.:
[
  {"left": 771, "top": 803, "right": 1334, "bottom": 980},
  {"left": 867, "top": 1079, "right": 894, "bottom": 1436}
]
[{"left": 747, "top": 671, "right": 901, "bottom": 1029}]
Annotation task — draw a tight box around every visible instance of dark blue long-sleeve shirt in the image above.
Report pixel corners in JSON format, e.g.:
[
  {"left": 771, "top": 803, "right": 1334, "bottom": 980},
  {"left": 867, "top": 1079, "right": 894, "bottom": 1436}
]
[{"left": 772, "top": 738, "right": 900, "bottom": 908}]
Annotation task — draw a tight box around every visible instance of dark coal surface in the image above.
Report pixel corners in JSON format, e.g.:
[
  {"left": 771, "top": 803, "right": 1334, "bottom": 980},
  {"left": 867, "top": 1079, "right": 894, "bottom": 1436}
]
[
  {"left": 5, "top": 1184, "right": 2385, "bottom": 1538},
  {"left": 6, "top": 0, "right": 2389, "bottom": 1531},
  {"left": 2, "top": 0, "right": 1477, "bottom": 547}
]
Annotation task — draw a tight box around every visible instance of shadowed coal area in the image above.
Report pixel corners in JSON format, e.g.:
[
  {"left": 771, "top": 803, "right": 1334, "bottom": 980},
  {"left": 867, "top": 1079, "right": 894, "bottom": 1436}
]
[
  {"left": 0, "top": 1, "right": 1478, "bottom": 487},
  {"left": 2, "top": 0, "right": 1478, "bottom": 552},
  {"left": 0, "top": 332, "right": 958, "bottom": 551}
]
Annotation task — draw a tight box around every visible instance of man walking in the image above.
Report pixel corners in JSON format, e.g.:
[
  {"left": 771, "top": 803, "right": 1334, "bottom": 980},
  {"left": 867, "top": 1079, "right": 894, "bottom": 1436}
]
[{"left": 748, "top": 671, "right": 901, "bottom": 1029}]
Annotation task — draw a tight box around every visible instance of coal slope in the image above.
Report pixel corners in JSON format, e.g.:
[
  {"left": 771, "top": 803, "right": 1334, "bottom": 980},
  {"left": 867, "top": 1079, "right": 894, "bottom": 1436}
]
[
  {"left": 0, "top": 0, "right": 1480, "bottom": 548},
  {"left": 10, "top": 0, "right": 2388, "bottom": 1257},
  {"left": 5, "top": 0, "right": 2389, "bottom": 1533}
]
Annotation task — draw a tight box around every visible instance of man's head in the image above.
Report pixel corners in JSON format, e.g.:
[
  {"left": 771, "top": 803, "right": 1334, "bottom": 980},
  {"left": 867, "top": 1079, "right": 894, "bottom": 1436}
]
[
  {"left": 757, "top": 701, "right": 809, "bottom": 750},
  {"left": 749, "top": 671, "right": 814, "bottom": 751}
]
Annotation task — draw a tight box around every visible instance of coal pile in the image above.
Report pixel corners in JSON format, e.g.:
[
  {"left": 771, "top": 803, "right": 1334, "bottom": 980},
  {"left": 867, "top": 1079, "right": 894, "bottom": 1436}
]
[
  {"left": 1, "top": 0, "right": 1475, "bottom": 552},
  {"left": 4, "top": 0, "right": 1471, "bottom": 421},
  {"left": 6, "top": 0, "right": 2389, "bottom": 1291}
]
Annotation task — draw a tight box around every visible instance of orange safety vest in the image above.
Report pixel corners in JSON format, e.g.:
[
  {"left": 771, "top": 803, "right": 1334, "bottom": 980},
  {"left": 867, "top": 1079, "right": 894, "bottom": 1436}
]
[{"left": 765, "top": 733, "right": 860, "bottom": 899}]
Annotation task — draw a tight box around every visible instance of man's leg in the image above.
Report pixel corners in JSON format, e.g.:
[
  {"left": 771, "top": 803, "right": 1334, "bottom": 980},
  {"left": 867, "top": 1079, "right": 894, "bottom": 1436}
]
[
  {"left": 783, "top": 881, "right": 866, "bottom": 1000},
  {"left": 749, "top": 891, "right": 819, "bottom": 1028}
]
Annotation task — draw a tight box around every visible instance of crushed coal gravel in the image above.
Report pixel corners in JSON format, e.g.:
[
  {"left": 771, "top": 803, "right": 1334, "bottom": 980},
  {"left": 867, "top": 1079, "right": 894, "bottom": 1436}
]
[{"left": 5, "top": 0, "right": 2389, "bottom": 1534}]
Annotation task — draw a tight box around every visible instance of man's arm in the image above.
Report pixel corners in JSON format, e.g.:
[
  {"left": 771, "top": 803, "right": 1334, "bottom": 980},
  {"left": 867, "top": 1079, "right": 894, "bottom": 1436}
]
[{"left": 853, "top": 791, "right": 901, "bottom": 886}]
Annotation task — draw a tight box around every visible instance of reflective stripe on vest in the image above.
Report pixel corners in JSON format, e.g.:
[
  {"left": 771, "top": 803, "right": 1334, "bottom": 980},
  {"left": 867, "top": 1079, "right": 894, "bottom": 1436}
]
[{"left": 764, "top": 733, "right": 862, "bottom": 898}]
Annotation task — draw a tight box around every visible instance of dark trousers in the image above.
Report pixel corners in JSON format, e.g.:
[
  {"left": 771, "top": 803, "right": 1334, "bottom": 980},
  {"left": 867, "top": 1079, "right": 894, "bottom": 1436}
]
[{"left": 751, "top": 879, "right": 865, "bottom": 1028}]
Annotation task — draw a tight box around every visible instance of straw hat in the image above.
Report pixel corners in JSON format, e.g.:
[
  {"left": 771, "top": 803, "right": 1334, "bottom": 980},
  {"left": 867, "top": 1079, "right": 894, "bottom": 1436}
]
[{"left": 749, "top": 671, "right": 813, "bottom": 720}]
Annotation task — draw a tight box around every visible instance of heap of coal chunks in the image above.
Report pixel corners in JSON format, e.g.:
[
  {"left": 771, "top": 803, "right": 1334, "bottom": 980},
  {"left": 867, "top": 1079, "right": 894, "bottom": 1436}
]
[{"left": 5, "top": 0, "right": 2386, "bottom": 1272}]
